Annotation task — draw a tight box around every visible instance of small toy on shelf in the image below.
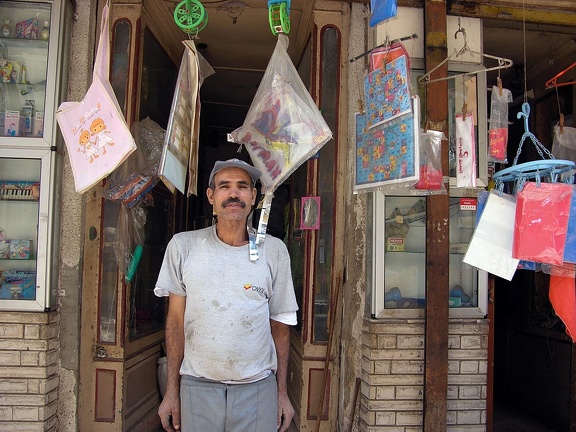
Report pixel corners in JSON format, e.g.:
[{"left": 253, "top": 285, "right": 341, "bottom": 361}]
[{"left": 1, "top": 19, "right": 11, "bottom": 37}]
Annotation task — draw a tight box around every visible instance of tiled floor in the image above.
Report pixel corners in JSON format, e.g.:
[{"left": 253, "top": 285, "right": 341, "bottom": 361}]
[{"left": 493, "top": 401, "right": 559, "bottom": 432}]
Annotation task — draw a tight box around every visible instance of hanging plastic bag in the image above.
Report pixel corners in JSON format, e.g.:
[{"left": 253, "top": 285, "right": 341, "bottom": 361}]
[
  {"left": 552, "top": 124, "right": 576, "bottom": 163},
  {"left": 512, "top": 182, "right": 572, "bottom": 266},
  {"left": 364, "top": 54, "right": 411, "bottom": 129},
  {"left": 564, "top": 185, "right": 576, "bottom": 263},
  {"left": 488, "top": 84, "right": 512, "bottom": 163},
  {"left": 354, "top": 97, "right": 420, "bottom": 192},
  {"left": 103, "top": 118, "right": 164, "bottom": 208},
  {"left": 114, "top": 206, "right": 147, "bottom": 282},
  {"left": 370, "top": 0, "right": 397, "bottom": 27},
  {"left": 463, "top": 190, "right": 519, "bottom": 281},
  {"left": 455, "top": 113, "right": 477, "bottom": 188},
  {"left": 229, "top": 34, "right": 332, "bottom": 195},
  {"left": 549, "top": 274, "right": 576, "bottom": 342},
  {"left": 412, "top": 129, "right": 446, "bottom": 195},
  {"left": 56, "top": 2, "right": 136, "bottom": 193}
]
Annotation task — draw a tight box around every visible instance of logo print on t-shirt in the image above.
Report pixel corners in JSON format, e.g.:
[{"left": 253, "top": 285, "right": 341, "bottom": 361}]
[{"left": 243, "top": 284, "right": 267, "bottom": 298}]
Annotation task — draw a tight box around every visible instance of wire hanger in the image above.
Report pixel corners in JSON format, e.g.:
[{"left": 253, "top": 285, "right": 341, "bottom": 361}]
[
  {"left": 419, "top": 23, "right": 513, "bottom": 85},
  {"left": 545, "top": 61, "right": 576, "bottom": 89}
]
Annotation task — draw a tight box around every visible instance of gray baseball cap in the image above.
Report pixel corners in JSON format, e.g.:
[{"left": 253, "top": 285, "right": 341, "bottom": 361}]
[{"left": 208, "top": 158, "right": 261, "bottom": 186}]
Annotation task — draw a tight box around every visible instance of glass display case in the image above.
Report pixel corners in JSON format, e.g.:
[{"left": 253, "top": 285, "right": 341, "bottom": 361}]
[
  {"left": 0, "top": 148, "right": 57, "bottom": 310},
  {"left": 369, "top": 190, "right": 488, "bottom": 318},
  {"left": 0, "top": 0, "right": 70, "bottom": 311},
  {"left": 0, "top": 0, "right": 65, "bottom": 147}
]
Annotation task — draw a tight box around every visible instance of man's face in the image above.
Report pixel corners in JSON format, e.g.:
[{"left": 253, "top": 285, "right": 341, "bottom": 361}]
[{"left": 207, "top": 167, "right": 256, "bottom": 222}]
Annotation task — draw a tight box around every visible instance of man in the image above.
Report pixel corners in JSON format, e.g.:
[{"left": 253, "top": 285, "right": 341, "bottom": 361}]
[{"left": 155, "top": 158, "right": 298, "bottom": 432}]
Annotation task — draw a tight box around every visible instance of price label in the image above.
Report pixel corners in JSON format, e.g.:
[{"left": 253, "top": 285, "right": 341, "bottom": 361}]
[{"left": 460, "top": 198, "right": 477, "bottom": 211}]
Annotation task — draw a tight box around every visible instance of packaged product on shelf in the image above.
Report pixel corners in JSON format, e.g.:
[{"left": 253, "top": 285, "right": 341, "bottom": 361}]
[
  {"left": 21, "top": 100, "right": 34, "bottom": 135},
  {"left": 4, "top": 110, "right": 19, "bottom": 136},
  {"left": 34, "top": 111, "right": 44, "bottom": 137},
  {"left": 0, "top": 270, "right": 36, "bottom": 300},
  {"left": 16, "top": 18, "right": 38, "bottom": 39},
  {"left": 9, "top": 240, "right": 31, "bottom": 260},
  {"left": 0, "top": 59, "right": 21, "bottom": 83}
]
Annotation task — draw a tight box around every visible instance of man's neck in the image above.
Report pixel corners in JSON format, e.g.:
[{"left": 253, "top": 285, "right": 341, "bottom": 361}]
[{"left": 215, "top": 221, "right": 249, "bottom": 246}]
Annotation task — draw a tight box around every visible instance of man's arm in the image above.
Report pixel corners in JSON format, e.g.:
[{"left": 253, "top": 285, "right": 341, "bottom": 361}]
[
  {"left": 158, "top": 293, "right": 186, "bottom": 431},
  {"left": 271, "top": 319, "right": 294, "bottom": 432}
]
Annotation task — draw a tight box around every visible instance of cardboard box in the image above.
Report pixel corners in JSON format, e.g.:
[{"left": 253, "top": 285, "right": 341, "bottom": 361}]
[
  {"left": 16, "top": 18, "right": 38, "bottom": 39},
  {"left": 9, "top": 240, "right": 30, "bottom": 259},
  {"left": 386, "top": 237, "right": 405, "bottom": 252},
  {"left": 34, "top": 112, "right": 44, "bottom": 137},
  {"left": 4, "top": 110, "right": 19, "bottom": 136},
  {"left": 0, "top": 240, "right": 9, "bottom": 259}
]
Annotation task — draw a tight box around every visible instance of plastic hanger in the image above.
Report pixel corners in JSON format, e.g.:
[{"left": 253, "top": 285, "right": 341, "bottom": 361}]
[
  {"left": 545, "top": 62, "right": 576, "bottom": 89},
  {"left": 419, "top": 26, "right": 513, "bottom": 85}
]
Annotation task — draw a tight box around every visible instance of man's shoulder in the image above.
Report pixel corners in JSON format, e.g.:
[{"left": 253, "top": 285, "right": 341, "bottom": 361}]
[{"left": 172, "top": 226, "right": 213, "bottom": 243}]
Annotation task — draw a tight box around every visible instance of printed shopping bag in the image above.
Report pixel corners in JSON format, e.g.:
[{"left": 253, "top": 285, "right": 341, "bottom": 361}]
[
  {"left": 56, "top": 2, "right": 136, "bottom": 193},
  {"left": 512, "top": 182, "right": 572, "bottom": 266}
]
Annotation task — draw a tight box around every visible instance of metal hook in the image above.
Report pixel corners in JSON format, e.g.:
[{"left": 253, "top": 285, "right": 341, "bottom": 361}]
[{"left": 517, "top": 102, "right": 531, "bottom": 135}]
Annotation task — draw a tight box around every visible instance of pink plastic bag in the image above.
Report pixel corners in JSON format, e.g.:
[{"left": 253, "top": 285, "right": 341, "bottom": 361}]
[
  {"left": 56, "top": 1, "right": 136, "bottom": 193},
  {"left": 513, "top": 182, "right": 572, "bottom": 266}
]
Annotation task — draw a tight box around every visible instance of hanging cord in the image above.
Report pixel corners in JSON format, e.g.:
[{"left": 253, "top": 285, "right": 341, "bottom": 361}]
[
  {"left": 522, "top": 0, "right": 528, "bottom": 104},
  {"left": 555, "top": 85, "right": 565, "bottom": 134}
]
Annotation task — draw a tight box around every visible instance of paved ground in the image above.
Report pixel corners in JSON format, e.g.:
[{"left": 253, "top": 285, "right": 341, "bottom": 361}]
[{"left": 494, "top": 401, "right": 559, "bottom": 432}]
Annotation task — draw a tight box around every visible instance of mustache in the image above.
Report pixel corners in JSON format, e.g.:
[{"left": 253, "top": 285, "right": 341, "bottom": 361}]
[{"left": 222, "top": 197, "right": 246, "bottom": 208}]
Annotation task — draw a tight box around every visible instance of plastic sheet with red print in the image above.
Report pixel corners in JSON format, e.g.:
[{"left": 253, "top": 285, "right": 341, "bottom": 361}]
[{"left": 512, "top": 182, "right": 572, "bottom": 266}]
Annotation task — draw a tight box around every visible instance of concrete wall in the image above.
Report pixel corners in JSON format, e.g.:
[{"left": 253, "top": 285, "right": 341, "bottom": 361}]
[{"left": 57, "top": 1, "right": 98, "bottom": 431}]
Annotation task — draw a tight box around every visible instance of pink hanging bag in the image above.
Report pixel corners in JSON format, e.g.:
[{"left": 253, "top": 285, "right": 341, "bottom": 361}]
[{"left": 56, "top": 1, "right": 136, "bottom": 193}]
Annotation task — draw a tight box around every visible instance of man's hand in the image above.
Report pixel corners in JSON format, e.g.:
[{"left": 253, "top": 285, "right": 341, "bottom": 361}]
[
  {"left": 158, "top": 388, "right": 181, "bottom": 431},
  {"left": 277, "top": 391, "right": 295, "bottom": 432}
]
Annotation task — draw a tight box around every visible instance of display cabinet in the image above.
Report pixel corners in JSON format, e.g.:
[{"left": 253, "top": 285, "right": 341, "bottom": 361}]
[
  {"left": 0, "top": 0, "right": 70, "bottom": 311},
  {"left": 0, "top": 0, "right": 66, "bottom": 147},
  {"left": 368, "top": 190, "right": 488, "bottom": 318},
  {"left": 0, "top": 148, "right": 58, "bottom": 310}
]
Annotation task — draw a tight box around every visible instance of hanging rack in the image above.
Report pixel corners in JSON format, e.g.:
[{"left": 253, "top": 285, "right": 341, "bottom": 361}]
[
  {"left": 349, "top": 33, "right": 418, "bottom": 63},
  {"left": 418, "top": 26, "right": 513, "bottom": 85},
  {"left": 492, "top": 103, "right": 575, "bottom": 190},
  {"left": 545, "top": 62, "right": 576, "bottom": 89}
]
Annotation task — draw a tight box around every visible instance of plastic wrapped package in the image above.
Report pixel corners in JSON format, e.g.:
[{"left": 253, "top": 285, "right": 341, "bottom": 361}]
[
  {"left": 488, "top": 85, "right": 513, "bottom": 163},
  {"left": 411, "top": 129, "right": 446, "bottom": 195},
  {"left": 103, "top": 117, "right": 165, "bottom": 208}
]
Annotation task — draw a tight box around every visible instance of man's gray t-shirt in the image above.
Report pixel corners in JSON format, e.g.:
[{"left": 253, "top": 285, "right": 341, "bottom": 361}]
[{"left": 154, "top": 225, "right": 298, "bottom": 383}]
